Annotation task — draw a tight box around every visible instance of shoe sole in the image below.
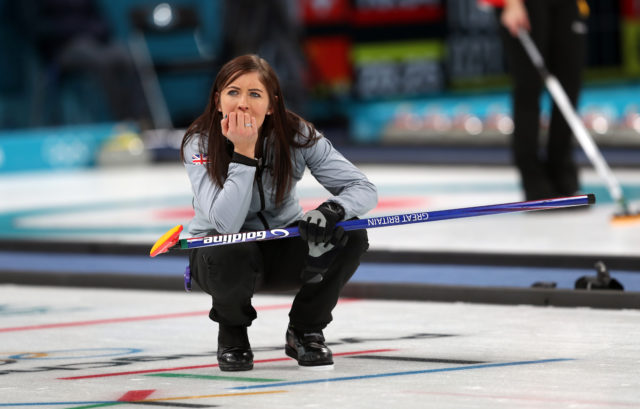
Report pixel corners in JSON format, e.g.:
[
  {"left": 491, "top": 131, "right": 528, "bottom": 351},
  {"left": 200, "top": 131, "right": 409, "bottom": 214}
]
[
  {"left": 218, "top": 362, "right": 254, "bottom": 371},
  {"left": 299, "top": 363, "right": 335, "bottom": 371},
  {"left": 219, "top": 364, "right": 254, "bottom": 371},
  {"left": 285, "top": 345, "right": 334, "bottom": 368}
]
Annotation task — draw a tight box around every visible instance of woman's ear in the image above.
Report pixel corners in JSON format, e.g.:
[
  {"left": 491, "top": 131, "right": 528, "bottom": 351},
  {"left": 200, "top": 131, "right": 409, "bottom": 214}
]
[
  {"left": 214, "top": 92, "right": 221, "bottom": 113},
  {"left": 267, "top": 95, "right": 278, "bottom": 115}
]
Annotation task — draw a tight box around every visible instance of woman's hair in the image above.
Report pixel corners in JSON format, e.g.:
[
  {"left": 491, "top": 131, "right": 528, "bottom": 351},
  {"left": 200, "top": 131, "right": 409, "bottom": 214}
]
[{"left": 181, "top": 54, "right": 318, "bottom": 206}]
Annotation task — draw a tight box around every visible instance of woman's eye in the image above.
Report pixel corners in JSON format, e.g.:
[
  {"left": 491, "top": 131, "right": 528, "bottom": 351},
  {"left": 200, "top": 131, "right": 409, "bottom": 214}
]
[
  {"left": 227, "top": 90, "right": 238, "bottom": 96},
  {"left": 250, "top": 92, "right": 261, "bottom": 98}
]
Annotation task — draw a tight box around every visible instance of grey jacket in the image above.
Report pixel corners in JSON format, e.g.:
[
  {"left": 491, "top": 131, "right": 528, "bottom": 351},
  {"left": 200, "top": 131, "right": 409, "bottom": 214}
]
[{"left": 183, "top": 129, "right": 378, "bottom": 236}]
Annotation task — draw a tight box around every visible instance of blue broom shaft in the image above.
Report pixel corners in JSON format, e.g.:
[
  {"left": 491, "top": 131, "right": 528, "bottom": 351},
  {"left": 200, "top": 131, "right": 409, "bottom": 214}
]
[
  {"left": 178, "top": 194, "right": 594, "bottom": 250},
  {"left": 341, "top": 194, "right": 593, "bottom": 231}
]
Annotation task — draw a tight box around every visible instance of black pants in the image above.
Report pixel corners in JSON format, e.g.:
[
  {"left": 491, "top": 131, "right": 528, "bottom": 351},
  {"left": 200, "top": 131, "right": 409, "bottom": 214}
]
[
  {"left": 189, "top": 229, "right": 369, "bottom": 332},
  {"left": 499, "top": 0, "right": 587, "bottom": 200}
]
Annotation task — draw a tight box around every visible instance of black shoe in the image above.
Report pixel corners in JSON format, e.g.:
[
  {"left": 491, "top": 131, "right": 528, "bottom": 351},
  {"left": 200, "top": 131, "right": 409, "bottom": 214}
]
[
  {"left": 217, "top": 325, "right": 253, "bottom": 371},
  {"left": 217, "top": 346, "right": 254, "bottom": 371},
  {"left": 285, "top": 326, "right": 333, "bottom": 367}
]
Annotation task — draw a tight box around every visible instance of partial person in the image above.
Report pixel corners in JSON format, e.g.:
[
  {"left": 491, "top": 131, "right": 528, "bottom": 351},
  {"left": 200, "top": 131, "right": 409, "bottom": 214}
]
[
  {"left": 18, "top": 0, "right": 148, "bottom": 125},
  {"left": 217, "top": 0, "right": 307, "bottom": 115},
  {"left": 180, "top": 55, "right": 377, "bottom": 371},
  {"left": 486, "top": 0, "right": 589, "bottom": 200}
]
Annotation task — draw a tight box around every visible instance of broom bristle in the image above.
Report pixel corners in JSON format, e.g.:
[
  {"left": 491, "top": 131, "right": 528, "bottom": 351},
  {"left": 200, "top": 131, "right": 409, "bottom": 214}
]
[
  {"left": 612, "top": 199, "right": 640, "bottom": 224},
  {"left": 150, "top": 225, "right": 183, "bottom": 257}
]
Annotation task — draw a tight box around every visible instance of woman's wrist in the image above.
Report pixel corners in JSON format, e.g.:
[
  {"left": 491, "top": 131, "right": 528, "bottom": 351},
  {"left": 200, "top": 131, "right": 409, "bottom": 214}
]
[{"left": 233, "top": 147, "right": 255, "bottom": 159}]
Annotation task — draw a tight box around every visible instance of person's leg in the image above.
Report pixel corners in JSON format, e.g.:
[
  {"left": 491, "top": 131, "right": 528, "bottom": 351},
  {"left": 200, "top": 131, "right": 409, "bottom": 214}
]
[
  {"left": 191, "top": 241, "right": 263, "bottom": 326},
  {"left": 260, "top": 229, "right": 369, "bottom": 367},
  {"left": 189, "top": 240, "right": 263, "bottom": 371},
  {"left": 256, "top": 237, "right": 307, "bottom": 291},
  {"left": 500, "top": 1, "right": 554, "bottom": 200},
  {"left": 287, "top": 229, "right": 369, "bottom": 331},
  {"left": 546, "top": 0, "right": 587, "bottom": 195},
  {"left": 259, "top": 229, "right": 369, "bottom": 330}
]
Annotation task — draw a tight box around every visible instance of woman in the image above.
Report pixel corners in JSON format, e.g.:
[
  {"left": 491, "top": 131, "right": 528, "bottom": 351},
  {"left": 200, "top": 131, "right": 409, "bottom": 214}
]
[{"left": 181, "top": 55, "right": 378, "bottom": 371}]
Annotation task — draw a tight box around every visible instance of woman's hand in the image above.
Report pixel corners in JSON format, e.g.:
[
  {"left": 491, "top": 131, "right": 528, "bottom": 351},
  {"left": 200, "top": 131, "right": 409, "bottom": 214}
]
[
  {"left": 501, "top": 0, "right": 530, "bottom": 37},
  {"left": 221, "top": 111, "right": 258, "bottom": 158}
]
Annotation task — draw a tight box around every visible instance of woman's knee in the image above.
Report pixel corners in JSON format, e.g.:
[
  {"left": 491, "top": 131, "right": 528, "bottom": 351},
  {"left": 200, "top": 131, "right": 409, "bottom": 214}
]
[
  {"left": 344, "top": 229, "right": 369, "bottom": 258},
  {"left": 191, "top": 243, "right": 263, "bottom": 293}
]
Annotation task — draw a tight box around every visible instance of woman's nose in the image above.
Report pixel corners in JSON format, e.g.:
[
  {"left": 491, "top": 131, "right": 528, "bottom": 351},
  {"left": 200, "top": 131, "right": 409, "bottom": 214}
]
[{"left": 237, "top": 94, "right": 249, "bottom": 111}]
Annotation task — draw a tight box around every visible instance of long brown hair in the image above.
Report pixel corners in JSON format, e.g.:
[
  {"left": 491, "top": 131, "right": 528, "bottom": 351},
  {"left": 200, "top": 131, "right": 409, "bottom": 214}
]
[{"left": 181, "top": 55, "right": 317, "bottom": 205}]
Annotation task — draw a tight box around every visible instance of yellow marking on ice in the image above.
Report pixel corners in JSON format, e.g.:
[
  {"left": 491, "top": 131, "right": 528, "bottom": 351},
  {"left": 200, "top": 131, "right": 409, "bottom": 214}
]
[{"left": 12, "top": 352, "right": 49, "bottom": 358}]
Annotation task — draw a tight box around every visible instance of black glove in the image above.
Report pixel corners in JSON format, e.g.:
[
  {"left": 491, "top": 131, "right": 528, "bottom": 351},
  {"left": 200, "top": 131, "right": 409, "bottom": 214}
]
[
  {"left": 298, "top": 202, "right": 348, "bottom": 284},
  {"left": 298, "top": 201, "right": 345, "bottom": 244}
]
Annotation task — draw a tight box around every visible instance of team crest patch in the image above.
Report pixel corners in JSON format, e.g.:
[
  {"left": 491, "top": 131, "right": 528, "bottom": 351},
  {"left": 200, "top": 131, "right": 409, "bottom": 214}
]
[{"left": 191, "top": 153, "right": 208, "bottom": 165}]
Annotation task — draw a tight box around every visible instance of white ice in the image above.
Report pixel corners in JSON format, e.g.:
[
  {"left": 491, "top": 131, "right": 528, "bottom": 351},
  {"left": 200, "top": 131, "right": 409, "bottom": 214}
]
[{"left": 1, "top": 285, "right": 639, "bottom": 409}]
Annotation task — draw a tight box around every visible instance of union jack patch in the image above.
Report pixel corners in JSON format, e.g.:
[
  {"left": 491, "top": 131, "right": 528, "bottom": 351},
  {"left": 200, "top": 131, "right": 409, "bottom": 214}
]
[{"left": 191, "top": 153, "right": 208, "bottom": 165}]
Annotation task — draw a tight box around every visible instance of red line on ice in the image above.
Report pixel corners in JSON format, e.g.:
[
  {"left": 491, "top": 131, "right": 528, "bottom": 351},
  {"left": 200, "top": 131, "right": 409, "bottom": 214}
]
[
  {"left": 58, "top": 348, "right": 396, "bottom": 380},
  {"left": 0, "top": 299, "right": 360, "bottom": 333}
]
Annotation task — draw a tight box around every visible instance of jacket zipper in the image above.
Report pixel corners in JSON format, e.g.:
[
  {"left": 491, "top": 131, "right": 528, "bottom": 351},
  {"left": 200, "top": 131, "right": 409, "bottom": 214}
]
[{"left": 255, "top": 157, "right": 270, "bottom": 230}]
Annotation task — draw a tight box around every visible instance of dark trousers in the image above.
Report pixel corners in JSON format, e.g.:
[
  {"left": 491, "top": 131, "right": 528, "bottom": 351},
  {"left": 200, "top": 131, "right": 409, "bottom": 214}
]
[
  {"left": 499, "top": 0, "right": 587, "bottom": 200},
  {"left": 189, "top": 229, "right": 369, "bottom": 332}
]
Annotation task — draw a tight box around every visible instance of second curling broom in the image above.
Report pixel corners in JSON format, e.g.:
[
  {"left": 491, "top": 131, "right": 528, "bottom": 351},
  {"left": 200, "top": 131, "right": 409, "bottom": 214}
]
[{"left": 517, "top": 29, "right": 639, "bottom": 224}]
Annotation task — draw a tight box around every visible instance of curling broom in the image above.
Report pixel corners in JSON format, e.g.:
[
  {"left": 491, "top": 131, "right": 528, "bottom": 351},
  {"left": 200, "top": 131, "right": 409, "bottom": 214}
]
[
  {"left": 517, "top": 29, "right": 639, "bottom": 224},
  {"left": 150, "top": 194, "right": 595, "bottom": 257}
]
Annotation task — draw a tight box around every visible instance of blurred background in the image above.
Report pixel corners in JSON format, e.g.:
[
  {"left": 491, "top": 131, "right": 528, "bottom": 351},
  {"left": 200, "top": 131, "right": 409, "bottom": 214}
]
[
  {"left": 0, "top": 0, "right": 639, "bottom": 307},
  {"left": 1, "top": 0, "right": 638, "bottom": 169}
]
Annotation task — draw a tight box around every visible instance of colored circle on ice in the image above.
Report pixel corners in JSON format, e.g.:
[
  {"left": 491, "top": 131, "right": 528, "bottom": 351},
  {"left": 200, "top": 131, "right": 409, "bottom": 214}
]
[{"left": 8, "top": 347, "right": 142, "bottom": 360}]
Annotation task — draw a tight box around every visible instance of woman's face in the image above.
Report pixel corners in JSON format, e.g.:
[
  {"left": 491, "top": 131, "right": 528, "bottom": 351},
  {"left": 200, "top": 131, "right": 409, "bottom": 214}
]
[{"left": 217, "top": 71, "right": 271, "bottom": 131}]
